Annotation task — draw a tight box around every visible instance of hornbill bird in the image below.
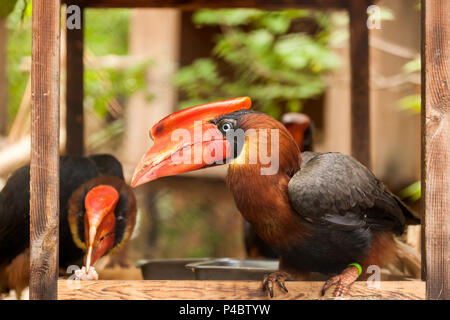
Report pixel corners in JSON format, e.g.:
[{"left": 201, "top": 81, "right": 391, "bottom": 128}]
[
  {"left": 131, "top": 97, "right": 420, "bottom": 297},
  {"left": 0, "top": 154, "right": 136, "bottom": 298},
  {"left": 245, "top": 112, "right": 313, "bottom": 259},
  {"left": 281, "top": 112, "right": 314, "bottom": 152}
]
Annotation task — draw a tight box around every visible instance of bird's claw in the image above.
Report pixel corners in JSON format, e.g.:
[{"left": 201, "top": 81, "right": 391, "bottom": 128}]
[
  {"left": 321, "top": 265, "right": 360, "bottom": 297},
  {"left": 262, "top": 272, "right": 290, "bottom": 298}
]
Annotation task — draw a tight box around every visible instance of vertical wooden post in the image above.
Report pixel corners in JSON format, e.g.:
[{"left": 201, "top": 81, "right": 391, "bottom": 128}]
[
  {"left": 0, "top": 18, "right": 7, "bottom": 135},
  {"left": 66, "top": 4, "right": 84, "bottom": 156},
  {"left": 349, "top": 0, "right": 371, "bottom": 167},
  {"left": 30, "top": 0, "right": 61, "bottom": 300},
  {"left": 421, "top": 0, "right": 450, "bottom": 300}
]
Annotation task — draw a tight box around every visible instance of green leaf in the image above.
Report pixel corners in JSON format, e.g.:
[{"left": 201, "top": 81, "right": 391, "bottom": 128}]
[
  {"left": 193, "top": 9, "right": 262, "bottom": 26},
  {"left": 85, "top": 9, "right": 130, "bottom": 55},
  {"left": 274, "top": 35, "right": 310, "bottom": 69},
  {"left": 260, "top": 12, "right": 291, "bottom": 34},
  {"left": 247, "top": 29, "right": 273, "bottom": 51},
  {"left": 400, "top": 181, "right": 421, "bottom": 202},
  {"left": 0, "top": 0, "right": 18, "bottom": 18},
  {"left": 287, "top": 99, "right": 302, "bottom": 112},
  {"left": 399, "top": 95, "right": 421, "bottom": 113},
  {"left": 403, "top": 58, "right": 421, "bottom": 73}
]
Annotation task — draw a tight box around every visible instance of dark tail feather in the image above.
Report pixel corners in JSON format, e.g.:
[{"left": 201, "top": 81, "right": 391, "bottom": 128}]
[{"left": 394, "top": 196, "right": 421, "bottom": 225}]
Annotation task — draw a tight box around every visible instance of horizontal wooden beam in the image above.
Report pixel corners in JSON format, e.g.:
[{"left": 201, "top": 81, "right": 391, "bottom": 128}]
[
  {"left": 58, "top": 280, "right": 425, "bottom": 300},
  {"left": 62, "top": 0, "right": 351, "bottom": 9}
]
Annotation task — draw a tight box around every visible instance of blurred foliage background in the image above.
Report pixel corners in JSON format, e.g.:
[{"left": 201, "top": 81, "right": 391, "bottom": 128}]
[
  {"left": 5, "top": 0, "right": 31, "bottom": 120},
  {"left": 5, "top": 0, "right": 149, "bottom": 132},
  {"left": 175, "top": 9, "right": 341, "bottom": 118}
]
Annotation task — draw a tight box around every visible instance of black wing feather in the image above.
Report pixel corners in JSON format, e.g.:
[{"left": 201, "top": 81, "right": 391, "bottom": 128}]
[
  {"left": 288, "top": 152, "right": 409, "bottom": 234},
  {"left": 88, "top": 154, "right": 124, "bottom": 180}
]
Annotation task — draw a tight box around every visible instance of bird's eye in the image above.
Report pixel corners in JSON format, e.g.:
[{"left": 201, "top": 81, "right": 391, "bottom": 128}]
[{"left": 221, "top": 122, "right": 233, "bottom": 132}]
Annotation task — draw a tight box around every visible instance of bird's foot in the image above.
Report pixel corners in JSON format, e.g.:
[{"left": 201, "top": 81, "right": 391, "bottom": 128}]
[
  {"left": 321, "top": 265, "right": 361, "bottom": 297},
  {"left": 262, "top": 271, "right": 291, "bottom": 298}
]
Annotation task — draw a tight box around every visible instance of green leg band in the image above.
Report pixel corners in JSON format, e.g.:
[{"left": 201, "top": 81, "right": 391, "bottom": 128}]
[{"left": 348, "top": 263, "right": 362, "bottom": 276}]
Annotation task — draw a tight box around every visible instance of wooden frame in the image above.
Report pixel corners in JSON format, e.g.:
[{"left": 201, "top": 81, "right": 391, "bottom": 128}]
[
  {"left": 30, "top": 0, "right": 61, "bottom": 300},
  {"left": 58, "top": 280, "right": 425, "bottom": 300},
  {"left": 421, "top": 0, "right": 449, "bottom": 300},
  {"left": 28, "top": 0, "right": 449, "bottom": 300}
]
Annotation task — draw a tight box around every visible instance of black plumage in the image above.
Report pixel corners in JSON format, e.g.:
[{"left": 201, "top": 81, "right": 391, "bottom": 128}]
[
  {"left": 289, "top": 152, "right": 408, "bottom": 233},
  {"left": 0, "top": 154, "right": 125, "bottom": 268},
  {"left": 88, "top": 154, "right": 124, "bottom": 180},
  {"left": 282, "top": 151, "right": 418, "bottom": 274}
]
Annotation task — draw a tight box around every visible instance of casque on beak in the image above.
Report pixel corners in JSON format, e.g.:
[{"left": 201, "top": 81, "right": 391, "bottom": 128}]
[
  {"left": 131, "top": 97, "right": 251, "bottom": 187},
  {"left": 84, "top": 185, "right": 118, "bottom": 271}
]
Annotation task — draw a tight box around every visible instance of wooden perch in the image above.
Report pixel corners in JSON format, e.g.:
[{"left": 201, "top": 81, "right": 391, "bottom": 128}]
[{"left": 58, "top": 280, "right": 425, "bottom": 300}]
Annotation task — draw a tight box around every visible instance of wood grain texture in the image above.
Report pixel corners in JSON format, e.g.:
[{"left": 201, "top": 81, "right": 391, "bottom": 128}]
[
  {"left": 66, "top": 4, "right": 84, "bottom": 156},
  {"left": 30, "top": 0, "right": 61, "bottom": 300},
  {"left": 61, "top": 0, "right": 351, "bottom": 9},
  {"left": 58, "top": 280, "right": 425, "bottom": 300},
  {"left": 421, "top": 0, "right": 450, "bottom": 300},
  {"left": 349, "top": 0, "right": 371, "bottom": 168}
]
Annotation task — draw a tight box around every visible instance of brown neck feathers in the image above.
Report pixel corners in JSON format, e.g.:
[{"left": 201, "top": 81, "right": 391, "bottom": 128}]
[{"left": 226, "top": 113, "right": 304, "bottom": 247}]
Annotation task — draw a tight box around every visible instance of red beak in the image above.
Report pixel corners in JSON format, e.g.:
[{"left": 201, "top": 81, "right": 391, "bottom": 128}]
[
  {"left": 84, "top": 185, "right": 118, "bottom": 271},
  {"left": 131, "top": 97, "right": 251, "bottom": 187}
]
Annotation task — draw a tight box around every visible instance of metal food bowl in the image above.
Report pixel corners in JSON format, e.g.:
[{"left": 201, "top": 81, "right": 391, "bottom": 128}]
[
  {"left": 137, "top": 258, "right": 209, "bottom": 280},
  {"left": 185, "top": 258, "right": 279, "bottom": 281}
]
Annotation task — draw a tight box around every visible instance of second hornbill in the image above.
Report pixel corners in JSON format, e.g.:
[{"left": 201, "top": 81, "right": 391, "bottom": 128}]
[
  {"left": 0, "top": 154, "right": 136, "bottom": 298},
  {"left": 131, "top": 97, "right": 420, "bottom": 297}
]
